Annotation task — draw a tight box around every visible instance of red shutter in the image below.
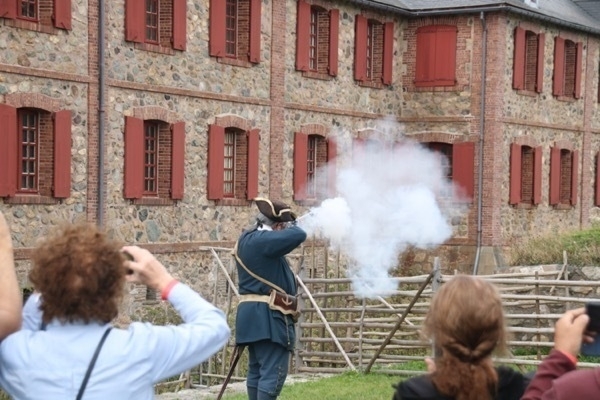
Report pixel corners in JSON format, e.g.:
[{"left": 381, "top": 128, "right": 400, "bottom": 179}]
[
  {"left": 293, "top": 132, "right": 308, "bottom": 201},
  {"left": 513, "top": 27, "right": 525, "bottom": 90},
  {"left": 574, "top": 42, "right": 583, "bottom": 99},
  {"left": 596, "top": 153, "right": 600, "bottom": 207},
  {"left": 125, "top": 0, "right": 145, "bottom": 43},
  {"left": 0, "top": 104, "right": 17, "bottom": 197},
  {"left": 0, "top": 1, "right": 16, "bottom": 19},
  {"left": 53, "top": 110, "right": 71, "bottom": 198},
  {"left": 207, "top": 124, "right": 224, "bottom": 200},
  {"left": 124, "top": 116, "right": 144, "bottom": 199},
  {"left": 326, "top": 137, "right": 337, "bottom": 198},
  {"left": 354, "top": 15, "right": 367, "bottom": 81},
  {"left": 452, "top": 142, "right": 475, "bottom": 201},
  {"left": 249, "top": 0, "right": 261, "bottom": 63},
  {"left": 509, "top": 143, "right": 522, "bottom": 205},
  {"left": 553, "top": 37, "right": 565, "bottom": 96},
  {"left": 246, "top": 129, "right": 259, "bottom": 200},
  {"left": 170, "top": 122, "right": 185, "bottom": 200},
  {"left": 53, "top": 0, "right": 72, "bottom": 30},
  {"left": 536, "top": 33, "right": 545, "bottom": 93},
  {"left": 435, "top": 26, "right": 457, "bottom": 85},
  {"left": 382, "top": 22, "right": 394, "bottom": 85},
  {"left": 415, "top": 26, "right": 434, "bottom": 85},
  {"left": 533, "top": 146, "right": 543, "bottom": 205},
  {"left": 295, "top": 0, "right": 310, "bottom": 71},
  {"left": 549, "top": 146, "right": 560, "bottom": 205},
  {"left": 209, "top": 0, "right": 226, "bottom": 57},
  {"left": 172, "top": 0, "right": 187, "bottom": 51},
  {"left": 327, "top": 9, "right": 339, "bottom": 77},
  {"left": 570, "top": 150, "right": 579, "bottom": 205}
]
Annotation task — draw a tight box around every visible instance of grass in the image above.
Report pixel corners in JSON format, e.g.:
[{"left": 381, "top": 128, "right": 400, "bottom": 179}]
[
  {"left": 508, "top": 226, "right": 600, "bottom": 266},
  {"left": 221, "top": 371, "right": 403, "bottom": 400}
]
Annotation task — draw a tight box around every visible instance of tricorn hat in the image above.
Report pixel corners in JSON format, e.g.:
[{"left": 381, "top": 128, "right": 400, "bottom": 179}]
[{"left": 254, "top": 197, "right": 297, "bottom": 223}]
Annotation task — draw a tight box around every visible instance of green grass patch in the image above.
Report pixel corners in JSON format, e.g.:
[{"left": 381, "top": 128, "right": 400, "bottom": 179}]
[
  {"left": 221, "top": 371, "right": 402, "bottom": 400},
  {"left": 508, "top": 226, "right": 600, "bottom": 266}
]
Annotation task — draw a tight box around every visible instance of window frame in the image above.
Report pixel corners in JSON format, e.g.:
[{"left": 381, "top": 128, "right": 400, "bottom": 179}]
[
  {"left": 209, "top": 0, "right": 261, "bottom": 65},
  {"left": 513, "top": 26, "right": 545, "bottom": 93},
  {"left": 509, "top": 143, "right": 542, "bottom": 206},
  {"left": 294, "top": 131, "right": 336, "bottom": 202},
  {"left": 553, "top": 37, "right": 583, "bottom": 99},
  {"left": 124, "top": 116, "right": 185, "bottom": 204},
  {"left": 295, "top": 0, "right": 339, "bottom": 79},
  {"left": 549, "top": 145, "right": 578, "bottom": 207},
  {"left": 17, "top": 109, "right": 39, "bottom": 194},
  {"left": 414, "top": 25, "right": 458, "bottom": 88},
  {"left": 125, "top": 0, "right": 187, "bottom": 53},
  {"left": 0, "top": 0, "right": 72, "bottom": 32},
  {"left": 207, "top": 123, "right": 259, "bottom": 204}
]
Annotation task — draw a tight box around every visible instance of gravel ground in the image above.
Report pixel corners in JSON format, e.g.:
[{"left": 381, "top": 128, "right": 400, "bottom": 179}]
[{"left": 155, "top": 373, "right": 333, "bottom": 399}]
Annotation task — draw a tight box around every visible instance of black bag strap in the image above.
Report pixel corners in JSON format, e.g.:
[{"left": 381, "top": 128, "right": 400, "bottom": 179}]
[{"left": 76, "top": 327, "right": 112, "bottom": 400}]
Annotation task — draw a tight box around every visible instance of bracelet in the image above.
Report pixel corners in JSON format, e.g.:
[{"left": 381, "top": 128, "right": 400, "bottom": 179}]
[{"left": 160, "top": 279, "right": 179, "bottom": 301}]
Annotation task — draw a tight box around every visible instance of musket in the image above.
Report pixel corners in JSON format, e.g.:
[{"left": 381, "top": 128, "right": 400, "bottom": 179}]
[{"left": 216, "top": 345, "right": 246, "bottom": 400}]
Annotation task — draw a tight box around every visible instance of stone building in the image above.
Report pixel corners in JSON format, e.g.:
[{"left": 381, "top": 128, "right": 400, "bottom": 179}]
[{"left": 1, "top": 0, "right": 600, "bottom": 305}]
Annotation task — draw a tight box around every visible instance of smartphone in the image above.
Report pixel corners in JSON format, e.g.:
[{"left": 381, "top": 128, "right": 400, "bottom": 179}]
[{"left": 581, "top": 302, "right": 600, "bottom": 356}]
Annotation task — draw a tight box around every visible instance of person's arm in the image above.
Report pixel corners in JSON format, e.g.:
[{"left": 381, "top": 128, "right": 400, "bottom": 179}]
[
  {"left": 522, "top": 308, "right": 588, "bottom": 400},
  {"left": 257, "top": 225, "right": 307, "bottom": 257},
  {"left": 121, "top": 246, "right": 231, "bottom": 382},
  {"left": 0, "top": 211, "right": 22, "bottom": 340}
]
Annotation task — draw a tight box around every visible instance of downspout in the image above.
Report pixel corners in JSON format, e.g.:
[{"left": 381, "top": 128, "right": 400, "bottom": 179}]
[
  {"left": 472, "top": 12, "right": 487, "bottom": 275},
  {"left": 97, "top": 0, "right": 106, "bottom": 227}
]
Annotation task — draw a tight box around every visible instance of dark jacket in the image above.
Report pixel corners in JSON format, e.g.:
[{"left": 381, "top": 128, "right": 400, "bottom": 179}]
[
  {"left": 393, "top": 366, "right": 529, "bottom": 400},
  {"left": 522, "top": 349, "right": 600, "bottom": 400},
  {"left": 234, "top": 225, "right": 307, "bottom": 350}
]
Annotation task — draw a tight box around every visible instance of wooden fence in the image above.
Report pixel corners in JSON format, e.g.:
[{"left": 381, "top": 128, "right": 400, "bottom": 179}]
[{"left": 156, "top": 245, "right": 600, "bottom": 393}]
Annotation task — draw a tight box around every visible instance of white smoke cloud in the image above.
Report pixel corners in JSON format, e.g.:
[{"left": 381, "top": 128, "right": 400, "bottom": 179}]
[{"left": 298, "top": 124, "right": 467, "bottom": 298}]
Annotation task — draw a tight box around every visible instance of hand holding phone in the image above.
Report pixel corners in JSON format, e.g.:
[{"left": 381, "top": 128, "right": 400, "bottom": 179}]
[{"left": 581, "top": 303, "right": 600, "bottom": 356}]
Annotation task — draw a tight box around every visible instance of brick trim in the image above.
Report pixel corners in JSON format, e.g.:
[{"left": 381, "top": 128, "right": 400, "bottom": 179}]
[
  {"left": 513, "top": 136, "right": 539, "bottom": 147},
  {"left": 299, "top": 123, "right": 329, "bottom": 136},
  {"left": 132, "top": 106, "right": 181, "bottom": 124},
  {"left": 5, "top": 93, "right": 61, "bottom": 112},
  {"left": 214, "top": 114, "right": 251, "bottom": 131}
]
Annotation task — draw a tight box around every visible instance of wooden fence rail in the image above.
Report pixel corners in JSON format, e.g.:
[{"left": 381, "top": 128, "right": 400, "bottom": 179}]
[{"left": 161, "top": 247, "right": 600, "bottom": 393}]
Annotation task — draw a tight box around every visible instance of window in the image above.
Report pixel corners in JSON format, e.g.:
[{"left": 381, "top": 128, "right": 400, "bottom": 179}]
[
  {"left": 426, "top": 142, "right": 453, "bottom": 180},
  {"left": 124, "top": 116, "right": 185, "bottom": 203},
  {"left": 294, "top": 132, "right": 336, "bottom": 201},
  {"left": 210, "top": 0, "right": 261, "bottom": 64},
  {"left": 509, "top": 143, "right": 542, "bottom": 206},
  {"left": 553, "top": 37, "right": 582, "bottom": 99},
  {"left": 207, "top": 124, "right": 259, "bottom": 202},
  {"left": 425, "top": 141, "right": 475, "bottom": 200},
  {"left": 513, "top": 27, "right": 545, "bottom": 92},
  {"left": 415, "top": 25, "right": 457, "bottom": 87},
  {"left": 549, "top": 146, "right": 578, "bottom": 206},
  {"left": 0, "top": 0, "right": 72, "bottom": 31},
  {"left": 354, "top": 16, "right": 393, "bottom": 86},
  {"left": 125, "top": 0, "right": 187, "bottom": 51},
  {"left": 295, "top": 0, "right": 339, "bottom": 78},
  {"left": 0, "top": 105, "right": 71, "bottom": 201}
]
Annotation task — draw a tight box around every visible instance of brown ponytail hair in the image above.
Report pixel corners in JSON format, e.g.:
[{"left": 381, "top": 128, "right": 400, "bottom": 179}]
[{"left": 423, "top": 275, "right": 507, "bottom": 400}]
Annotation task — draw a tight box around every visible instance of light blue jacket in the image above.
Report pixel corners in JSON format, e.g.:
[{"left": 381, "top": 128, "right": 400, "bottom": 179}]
[{"left": 0, "top": 283, "right": 230, "bottom": 399}]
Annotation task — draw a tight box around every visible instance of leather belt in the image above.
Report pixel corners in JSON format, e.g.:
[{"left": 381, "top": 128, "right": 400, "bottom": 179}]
[{"left": 239, "top": 294, "right": 270, "bottom": 303}]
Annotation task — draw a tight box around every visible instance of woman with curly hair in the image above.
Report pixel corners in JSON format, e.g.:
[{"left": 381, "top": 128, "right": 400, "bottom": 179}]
[
  {"left": 393, "top": 275, "right": 529, "bottom": 400},
  {"left": 0, "top": 222, "right": 230, "bottom": 399}
]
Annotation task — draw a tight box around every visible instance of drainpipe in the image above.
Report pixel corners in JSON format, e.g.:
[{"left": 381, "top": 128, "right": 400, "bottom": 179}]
[
  {"left": 472, "top": 12, "right": 487, "bottom": 275},
  {"left": 97, "top": 0, "right": 106, "bottom": 227}
]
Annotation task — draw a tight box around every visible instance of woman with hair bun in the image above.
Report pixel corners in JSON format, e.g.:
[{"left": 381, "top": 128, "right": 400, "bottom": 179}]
[{"left": 393, "top": 275, "right": 529, "bottom": 400}]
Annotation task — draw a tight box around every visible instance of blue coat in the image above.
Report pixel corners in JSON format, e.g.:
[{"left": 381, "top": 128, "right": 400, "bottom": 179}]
[{"left": 235, "top": 225, "right": 307, "bottom": 350}]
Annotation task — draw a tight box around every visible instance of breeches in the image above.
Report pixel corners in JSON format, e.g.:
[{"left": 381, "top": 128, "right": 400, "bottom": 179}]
[{"left": 246, "top": 340, "right": 290, "bottom": 398}]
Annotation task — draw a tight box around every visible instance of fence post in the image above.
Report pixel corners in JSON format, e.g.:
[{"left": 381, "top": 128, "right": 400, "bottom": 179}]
[
  {"left": 431, "top": 258, "right": 441, "bottom": 357},
  {"left": 535, "top": 270, "right": 541, "bottom": 360}
]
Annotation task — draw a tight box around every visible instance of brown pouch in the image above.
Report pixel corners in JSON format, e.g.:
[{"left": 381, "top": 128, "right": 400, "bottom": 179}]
[{"left": 268, "top": 290, "right": 300, "bottom": 322}]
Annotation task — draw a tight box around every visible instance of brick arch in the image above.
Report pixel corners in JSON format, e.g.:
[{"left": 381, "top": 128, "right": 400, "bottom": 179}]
[
  {"left": 300, "top": 123, "right": 330, "bottom": 136},
  {"left": 356, "top": 128, "right": 384, "bottom": 140},
  {"left": 554, "top": 139, "right": 576, "bottom": 151},
  {"left": 514, "top": 136, "right": 539, "bottom": 147},
  {"left": 409, "top": 131, "right": 469, "bottom": 144},
  {"left": 214, "top": 114, "right": 251, "bottom": 130},
  {"left": 5, "top": 93, "right": 61, "bottom": 112},
  {"left": 132, "top": 106, "right": 180, "bottom": 124}
]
